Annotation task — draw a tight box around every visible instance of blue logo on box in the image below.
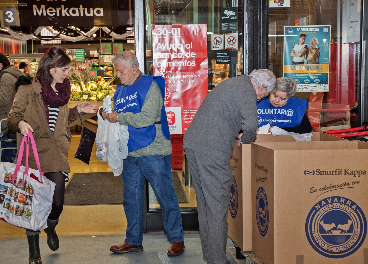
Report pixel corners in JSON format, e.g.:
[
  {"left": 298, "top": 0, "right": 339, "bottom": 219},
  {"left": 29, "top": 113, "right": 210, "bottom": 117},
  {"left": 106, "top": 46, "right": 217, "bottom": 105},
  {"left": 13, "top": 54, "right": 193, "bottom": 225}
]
[
  {"left": 304, "top": 170, "right": 315, "bottom": 175},
  {"left": 256, "top": 187, "right": 269, "bottom": 237},
  {"left": 305, "top": 196, "right": 367, "bottom": 258},
  {"left": 229, "top": 175, "right": 238, "bottom": 219}
]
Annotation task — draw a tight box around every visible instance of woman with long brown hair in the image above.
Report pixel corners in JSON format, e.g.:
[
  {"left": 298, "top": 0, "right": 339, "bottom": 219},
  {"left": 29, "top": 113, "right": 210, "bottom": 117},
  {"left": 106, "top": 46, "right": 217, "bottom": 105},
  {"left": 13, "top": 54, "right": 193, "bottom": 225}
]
[{"left": 8, "top": 47, "right": 97, "bottom": 264}]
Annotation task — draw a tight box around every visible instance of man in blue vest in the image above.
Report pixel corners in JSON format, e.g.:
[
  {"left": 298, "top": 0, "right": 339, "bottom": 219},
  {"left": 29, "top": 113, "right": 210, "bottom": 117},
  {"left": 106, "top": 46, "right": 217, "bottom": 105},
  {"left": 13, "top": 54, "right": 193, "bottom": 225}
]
[{"left": 103, "top": 51, "right": 184, "bottom": 256}]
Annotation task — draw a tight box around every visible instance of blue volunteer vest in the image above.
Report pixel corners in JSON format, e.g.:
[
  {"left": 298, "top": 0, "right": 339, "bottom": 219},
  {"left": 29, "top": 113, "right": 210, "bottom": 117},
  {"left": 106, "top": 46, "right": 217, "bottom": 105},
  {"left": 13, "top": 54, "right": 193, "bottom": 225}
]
[
  {"left": 257, "top": 97, "right": 307, "bottom": 128},
  {"left": 114, "top": 75, "right": 171, "bottom": 152}
]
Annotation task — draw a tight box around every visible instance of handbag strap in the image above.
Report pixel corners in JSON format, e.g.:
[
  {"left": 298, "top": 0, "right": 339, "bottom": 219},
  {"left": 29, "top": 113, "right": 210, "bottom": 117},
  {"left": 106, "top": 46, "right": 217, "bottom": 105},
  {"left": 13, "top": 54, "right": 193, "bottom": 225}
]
[{"left": 13, "top": 131, "right": 44, "bottom": 187}]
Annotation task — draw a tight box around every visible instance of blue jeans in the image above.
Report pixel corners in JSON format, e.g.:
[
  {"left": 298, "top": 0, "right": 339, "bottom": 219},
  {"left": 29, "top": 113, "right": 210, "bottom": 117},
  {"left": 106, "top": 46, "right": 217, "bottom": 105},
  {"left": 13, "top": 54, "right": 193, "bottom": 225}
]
[{"left": 122, "top": 155, "right": 184, "bottom": 245}]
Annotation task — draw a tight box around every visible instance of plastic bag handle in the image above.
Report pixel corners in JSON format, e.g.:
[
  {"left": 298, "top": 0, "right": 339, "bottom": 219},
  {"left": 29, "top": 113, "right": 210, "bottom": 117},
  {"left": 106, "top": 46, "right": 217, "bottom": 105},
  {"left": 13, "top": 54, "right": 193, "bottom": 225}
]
[
  {"left": 97, "top": 106, "right": 104, "bottom": 119},
  {"left": 13, "top": 131, "right": 44, "bottom": 187},
  {"left": 25, "top": 131, "right": 43, "bottom": 176},
  {"left": 12, "top": 134, "right": 28, "bottom": 186}
]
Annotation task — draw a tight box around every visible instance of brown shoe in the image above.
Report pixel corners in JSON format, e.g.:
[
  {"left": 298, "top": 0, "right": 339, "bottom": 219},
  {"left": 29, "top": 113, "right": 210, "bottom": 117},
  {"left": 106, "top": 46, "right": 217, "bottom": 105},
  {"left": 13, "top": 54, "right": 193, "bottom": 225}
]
[
  {"left": 110, "top": 242, "right": 143, "bottom": 254},
  {"left": 167, "top": 241, "right": 185, "bottom": 256}
]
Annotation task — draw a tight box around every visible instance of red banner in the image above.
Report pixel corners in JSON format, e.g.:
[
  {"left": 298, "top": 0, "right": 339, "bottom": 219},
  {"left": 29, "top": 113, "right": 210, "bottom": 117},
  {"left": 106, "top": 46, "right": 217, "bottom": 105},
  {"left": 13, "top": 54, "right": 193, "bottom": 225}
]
[
  {"left": 152, "top": 24, "right": 208, "bottom": 134},
  {"left": 308, "top": 92, "right": 324, "bottom": 130}
]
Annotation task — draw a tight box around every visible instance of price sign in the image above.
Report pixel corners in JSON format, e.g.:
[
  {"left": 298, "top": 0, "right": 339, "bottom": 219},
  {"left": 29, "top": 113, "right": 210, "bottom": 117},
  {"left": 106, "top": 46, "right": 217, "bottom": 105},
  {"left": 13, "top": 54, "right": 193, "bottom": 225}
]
[{"left": 3, "top": 7, "right": 17, "bottom": 26}]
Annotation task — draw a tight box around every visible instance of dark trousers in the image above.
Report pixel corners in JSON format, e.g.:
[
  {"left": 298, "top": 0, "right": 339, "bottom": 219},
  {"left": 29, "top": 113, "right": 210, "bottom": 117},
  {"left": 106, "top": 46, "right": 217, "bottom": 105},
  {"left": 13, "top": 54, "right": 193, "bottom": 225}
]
[{"left": 26, "top": 172, "right": 65, "bottom": 235}]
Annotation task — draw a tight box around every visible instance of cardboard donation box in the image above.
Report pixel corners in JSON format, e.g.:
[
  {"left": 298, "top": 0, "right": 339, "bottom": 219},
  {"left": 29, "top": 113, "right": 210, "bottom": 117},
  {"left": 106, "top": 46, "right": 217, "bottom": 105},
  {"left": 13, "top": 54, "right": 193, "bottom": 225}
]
[
  {"left": 227, "top": 133, "right": 344, "bottom": 252},
  {"left": 252, "top": 140, "right": 368, "bottom": 264}
]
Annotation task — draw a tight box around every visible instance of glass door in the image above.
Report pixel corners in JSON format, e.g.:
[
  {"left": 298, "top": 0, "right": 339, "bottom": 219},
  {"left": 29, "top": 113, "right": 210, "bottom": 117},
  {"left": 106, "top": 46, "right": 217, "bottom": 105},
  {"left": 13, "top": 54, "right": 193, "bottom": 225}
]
[{"left": 142, "top": 0, "right": 244, "bottom": 232}]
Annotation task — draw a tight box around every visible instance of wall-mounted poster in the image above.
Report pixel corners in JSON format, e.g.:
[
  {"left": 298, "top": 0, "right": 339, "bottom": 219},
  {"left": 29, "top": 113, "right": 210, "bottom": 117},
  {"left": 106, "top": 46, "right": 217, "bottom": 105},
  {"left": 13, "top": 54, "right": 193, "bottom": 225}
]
[
  {"left": 152, "top": 24, "right": 208, "bottom": 134},
  {"left": 283, "top": 25, "right": 331, "bottom": 92},
  {"left": 66, "top": 49, "right": 76, "bottom": 61},
  {"left": 269, "top": 0, "right": 290, "bottom": 7},
  {"left": 100, "top": 43, "right": 112, "bottom": 55},
  {"left": 113, "top": 43, "right": 124, "bottom": 54},
  {"left": 75, "top": 49, "right": 85, "bottom": 62}
]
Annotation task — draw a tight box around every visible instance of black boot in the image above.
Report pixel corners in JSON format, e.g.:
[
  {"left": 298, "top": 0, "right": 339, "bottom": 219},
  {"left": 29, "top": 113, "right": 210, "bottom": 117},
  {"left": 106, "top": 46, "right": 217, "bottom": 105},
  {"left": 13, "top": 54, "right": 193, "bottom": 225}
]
[
  {"left": 27, "top": 234, "right": 42, "bottom": 264},
  {"left": 44, "top": 218, "right": 59, "bottom": 251}
]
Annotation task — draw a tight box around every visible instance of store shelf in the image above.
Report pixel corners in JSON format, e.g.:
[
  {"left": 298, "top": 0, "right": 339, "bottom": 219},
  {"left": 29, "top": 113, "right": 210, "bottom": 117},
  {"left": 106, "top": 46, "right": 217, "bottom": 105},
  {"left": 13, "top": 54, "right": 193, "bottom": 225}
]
[{"left": 8, "top": 53, "right": 44, "bottom": 61}]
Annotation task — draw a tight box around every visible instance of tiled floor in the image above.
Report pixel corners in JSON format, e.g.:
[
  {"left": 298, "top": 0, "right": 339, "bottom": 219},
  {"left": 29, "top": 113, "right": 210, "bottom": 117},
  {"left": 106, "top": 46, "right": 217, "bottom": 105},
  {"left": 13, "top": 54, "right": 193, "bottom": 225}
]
[
  {"left": 0, "top": 134, "right": 249, "bottom": 263},
  {"left": 0, "top": 232, "right": 247, "bottom": 264}
]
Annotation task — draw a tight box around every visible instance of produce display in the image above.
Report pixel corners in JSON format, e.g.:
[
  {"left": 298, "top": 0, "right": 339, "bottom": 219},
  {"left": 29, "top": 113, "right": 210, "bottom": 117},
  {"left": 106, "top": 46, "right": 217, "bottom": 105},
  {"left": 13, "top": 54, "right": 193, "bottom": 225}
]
[
  {"left": 69, "top": 69, "right": 115, "bottom": 101},
  {"left": 105, "top": 66, "right": 114, "bottom": 77}
]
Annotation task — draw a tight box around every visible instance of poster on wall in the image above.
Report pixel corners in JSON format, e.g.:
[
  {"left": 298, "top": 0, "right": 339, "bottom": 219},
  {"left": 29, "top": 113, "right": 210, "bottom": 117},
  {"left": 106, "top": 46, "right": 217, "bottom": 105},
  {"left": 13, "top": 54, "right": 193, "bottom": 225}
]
[
  {"left": 269, "top": 0, "right": 290, "bottom": 7},
  {"left": 101, "top": 43, "right": 112, "bottom": 55},
  {"left": 283, "top": 25, "right": 331, "bottom": 92},
  {"left": 66, "top": 49, "right": 85, "bottom": 62},
  {"left": 66, "top": 49, "right": 76, "bottom": 61},
  {"left": 113, "top": 43, "right": 124, "bottom": 54},
  {"left": 152, "top": 24, "right": 208, "bottom": 134},
  {"left": 75, "top": 49, "right": 85, "bottom": 62},
  {"left": 220, "top": 7, "right": 237, "bottom": 31}
]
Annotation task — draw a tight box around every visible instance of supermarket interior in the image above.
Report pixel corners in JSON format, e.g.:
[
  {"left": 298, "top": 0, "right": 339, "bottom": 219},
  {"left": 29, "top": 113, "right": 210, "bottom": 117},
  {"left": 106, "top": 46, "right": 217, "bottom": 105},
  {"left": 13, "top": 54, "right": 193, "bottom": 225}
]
[{"left": 1, "top": 0, "right": 368, "bottom": 264}]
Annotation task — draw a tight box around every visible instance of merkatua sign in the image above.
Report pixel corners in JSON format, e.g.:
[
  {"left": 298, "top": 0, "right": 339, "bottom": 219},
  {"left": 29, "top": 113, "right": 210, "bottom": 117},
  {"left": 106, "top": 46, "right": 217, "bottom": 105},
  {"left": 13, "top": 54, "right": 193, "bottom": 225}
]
[{"left": 18, "top": 0, "right": 120, "bottom": 26}]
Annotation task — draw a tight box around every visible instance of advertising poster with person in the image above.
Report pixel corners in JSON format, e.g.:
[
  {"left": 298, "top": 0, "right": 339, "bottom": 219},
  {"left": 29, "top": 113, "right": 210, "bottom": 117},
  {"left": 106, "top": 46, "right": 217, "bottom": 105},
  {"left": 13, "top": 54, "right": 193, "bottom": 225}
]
[
  {"left": 152, "top": 24, "right": 208, "bottom": 134},
  {"left": 283, "top": 25, "right": 331, "bottom": 92}
]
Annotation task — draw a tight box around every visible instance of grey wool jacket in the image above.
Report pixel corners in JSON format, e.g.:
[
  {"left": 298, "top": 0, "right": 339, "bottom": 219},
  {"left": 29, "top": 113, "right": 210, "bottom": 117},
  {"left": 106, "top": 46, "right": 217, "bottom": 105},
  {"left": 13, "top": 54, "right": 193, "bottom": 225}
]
[{"left": 183, "top": 75, "right": 258, "bottom": 158}]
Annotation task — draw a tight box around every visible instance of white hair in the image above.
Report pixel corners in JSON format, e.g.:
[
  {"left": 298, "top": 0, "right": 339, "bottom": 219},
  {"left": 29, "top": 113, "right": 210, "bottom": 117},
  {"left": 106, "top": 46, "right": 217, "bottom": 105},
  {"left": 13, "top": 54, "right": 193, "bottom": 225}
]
[
  {"left": 248, "top": 69, "right": 277, "bottom": 93},
  {"left": 276, "top": 77, "right": 297, "bottom": 98},
  {"left": 112, "top": 51, "right": 139, "bottom": 69}
]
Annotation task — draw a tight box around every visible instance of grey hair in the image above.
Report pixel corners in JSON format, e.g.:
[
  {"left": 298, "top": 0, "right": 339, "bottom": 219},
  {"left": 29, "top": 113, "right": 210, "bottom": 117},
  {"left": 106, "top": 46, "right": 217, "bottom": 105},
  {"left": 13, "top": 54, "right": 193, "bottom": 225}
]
[
  {"left": 112, "top": 51, "right": 139, "bottom": 69},
  {"left": 312, "top": 37, "right": 319, "bottom": 45},
  {"left": 276, "top": 77, "right": 297, "bottom": 98},
  {"left": 248, "top": 69, "right": 277, "bottom": 93}
]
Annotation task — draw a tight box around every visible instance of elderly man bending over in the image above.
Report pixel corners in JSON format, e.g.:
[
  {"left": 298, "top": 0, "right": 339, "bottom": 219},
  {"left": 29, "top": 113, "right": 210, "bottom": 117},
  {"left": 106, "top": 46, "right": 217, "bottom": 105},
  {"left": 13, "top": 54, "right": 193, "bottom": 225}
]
[{"left": 183, "top": 69, "right": 276, "bottom": 264}]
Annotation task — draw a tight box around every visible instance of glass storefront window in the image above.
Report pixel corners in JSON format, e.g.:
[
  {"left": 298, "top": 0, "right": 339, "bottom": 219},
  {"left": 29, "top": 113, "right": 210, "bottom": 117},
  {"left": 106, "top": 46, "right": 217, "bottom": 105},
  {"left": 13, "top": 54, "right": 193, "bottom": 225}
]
[
  {"left": 269, "top": 0, "right": 361, "bottom": 130},
  {"left": 146, "top": 0, "right": 243, "bottom": 89},
  {"left": 144, "top": 0, "right": 244, "bottom": 212}
]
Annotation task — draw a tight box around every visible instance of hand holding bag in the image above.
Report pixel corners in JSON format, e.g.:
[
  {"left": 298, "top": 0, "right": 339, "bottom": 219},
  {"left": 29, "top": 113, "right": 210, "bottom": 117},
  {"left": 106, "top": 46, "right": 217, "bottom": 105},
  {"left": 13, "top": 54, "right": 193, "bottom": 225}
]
[{"left": 0, "top": 132, "right": 56, "bottom": 230}]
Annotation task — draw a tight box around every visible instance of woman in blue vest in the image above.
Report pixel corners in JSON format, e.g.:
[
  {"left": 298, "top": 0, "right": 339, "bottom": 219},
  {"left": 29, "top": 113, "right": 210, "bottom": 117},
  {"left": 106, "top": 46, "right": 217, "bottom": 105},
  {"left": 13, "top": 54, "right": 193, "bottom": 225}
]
[{"left": 257, "top": 77, "right": 313, "bottom": 133}]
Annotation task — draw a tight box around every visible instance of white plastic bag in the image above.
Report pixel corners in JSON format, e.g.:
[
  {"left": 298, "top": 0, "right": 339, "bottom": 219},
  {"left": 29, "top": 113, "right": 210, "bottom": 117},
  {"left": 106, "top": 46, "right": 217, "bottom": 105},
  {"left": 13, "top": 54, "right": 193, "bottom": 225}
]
[
  {"left": 258, "top": 124, "right": 313, "bottom": 141},
  {"left": 96, "top": 96, "right": 129, "bottom": 176},
  {"left": 96, "top": 96, "right": 113, "bottom": 162},
  {"left": 103, "top": 95, "right": 113, "bottom": 114},
  {"left": 96, "top": 107, "right": 108, "bottom": 162},
  {"left": 106, "top": 123, "right": 128, "bottom": 176}
]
